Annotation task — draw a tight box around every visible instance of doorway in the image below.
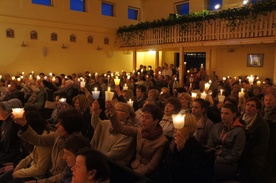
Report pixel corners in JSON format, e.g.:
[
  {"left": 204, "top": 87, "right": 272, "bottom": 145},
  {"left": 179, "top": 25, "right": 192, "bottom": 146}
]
[{"left": 174, "top": 52, "right": 206, "bottom": 70}]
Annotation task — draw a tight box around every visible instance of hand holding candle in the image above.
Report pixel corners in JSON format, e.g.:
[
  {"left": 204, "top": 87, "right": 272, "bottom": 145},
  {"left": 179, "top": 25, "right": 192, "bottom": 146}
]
[{"left": 12, "top": 108, "right": 24, "bottom": 118}]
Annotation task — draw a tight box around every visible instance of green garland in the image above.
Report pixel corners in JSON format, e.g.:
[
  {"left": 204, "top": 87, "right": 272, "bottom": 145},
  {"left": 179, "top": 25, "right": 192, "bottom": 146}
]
[{"left": 117, "top": 0, "right": 276, "bottom": 36}]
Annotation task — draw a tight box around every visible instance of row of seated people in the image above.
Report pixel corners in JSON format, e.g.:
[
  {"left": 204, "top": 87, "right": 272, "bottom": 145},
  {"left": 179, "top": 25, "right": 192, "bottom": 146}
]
[{"left": 0, "top": 85, "right": 275, "bottom": 182}]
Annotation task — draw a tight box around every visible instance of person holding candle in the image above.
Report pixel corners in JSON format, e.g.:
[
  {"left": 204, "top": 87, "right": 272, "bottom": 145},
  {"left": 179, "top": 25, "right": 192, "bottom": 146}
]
[
  {"left": 159, "top": 97, "right": 182, "bottom": 139},
  {"left": 14, "top": 108, "right": 84, "bottom": 183},
  {"left": 191, "top": 98, "right": 214, "bottom": 146},
  {"left": 90, "top": 101, "right": 136, "bottom": 166},
  {"left": 208, "top": 103, "right": 246, "bottom": 182},
  {"left": 0, "top": 99, "right": 23, "bottom": 175},
  {"left": 155, "top": 113, "right": 214, "bottom": 183},
  {"left": 106, "top": 102, "right": 167, "bottom": 176},
  {"left": 238, "top": 97, "right": 269, "bottom": 183}
]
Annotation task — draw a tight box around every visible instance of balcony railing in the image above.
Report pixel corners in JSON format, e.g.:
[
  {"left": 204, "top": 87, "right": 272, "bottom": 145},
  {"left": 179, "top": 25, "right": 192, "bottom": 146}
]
[{"left": 118, "top": 11, "right": 276, "bottom": 48}]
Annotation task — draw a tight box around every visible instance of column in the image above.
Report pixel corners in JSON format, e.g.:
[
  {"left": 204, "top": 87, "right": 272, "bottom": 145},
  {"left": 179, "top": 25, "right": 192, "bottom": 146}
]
[{"left": 179, "top": 46, "right": 184, "bottom": 87}]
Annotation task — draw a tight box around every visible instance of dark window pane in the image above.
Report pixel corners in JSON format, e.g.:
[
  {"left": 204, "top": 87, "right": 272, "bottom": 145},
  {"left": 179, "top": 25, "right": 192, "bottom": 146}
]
[
  {"left": 128, "top": 8, "right": 138, "bottom": 20},
  {"left": 32, "top": 0, "right": 51, "bottom": 6},
  {"left": 70, "top": 0, "right": 85, "bottom": 12},
  {"left": 102, "top": 3, "right": 113, "bottom": 16},
  {"left": 176, "top": 3, "right": 189, "bottom": 15}
]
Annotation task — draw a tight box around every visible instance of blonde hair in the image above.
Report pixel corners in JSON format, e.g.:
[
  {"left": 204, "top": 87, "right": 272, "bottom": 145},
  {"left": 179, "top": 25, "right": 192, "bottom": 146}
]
[
  {"left": 115, "top": 102, "right": 136, "bottom": 123},
  {"left": 184, "top": 113, "right": 197, "bottom": 135},
  {"left": 178, "top": 92, "right": 191, "bottom": 101}
]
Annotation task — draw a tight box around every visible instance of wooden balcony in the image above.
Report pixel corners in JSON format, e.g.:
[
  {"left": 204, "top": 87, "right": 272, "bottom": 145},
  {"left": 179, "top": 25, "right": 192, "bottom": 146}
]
[{"left": 117, "top": 10, "right": 276, "bottom": 49}]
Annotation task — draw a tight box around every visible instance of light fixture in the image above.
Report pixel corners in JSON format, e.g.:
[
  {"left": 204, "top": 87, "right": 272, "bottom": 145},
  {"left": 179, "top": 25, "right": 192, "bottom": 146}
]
[
  {"left": 214, "top": 4, "right": 221, "bottom": 10},
  {"left": 21, "top": 42, "right": 28, "bottom": 47},
  {"left": 96, "top": 46, "right": 102, "bottom": 50},
  {"left": 61, "top": 44, "right": 67, "bottom": 49},
  {"left": 243, "top": 0, "right": 249, "bottom": 5}
]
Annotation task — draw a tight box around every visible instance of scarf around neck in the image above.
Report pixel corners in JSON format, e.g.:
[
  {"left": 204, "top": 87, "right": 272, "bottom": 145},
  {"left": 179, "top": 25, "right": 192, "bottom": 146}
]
[{"left": 141, "top": 125, "right": 163, "bottom": 140}]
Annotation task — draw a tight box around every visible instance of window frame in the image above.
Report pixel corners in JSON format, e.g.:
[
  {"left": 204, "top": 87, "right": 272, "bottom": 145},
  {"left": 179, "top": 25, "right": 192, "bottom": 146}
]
[
  {"left": 70, "top": 0, "right": 85, "bottom": 12},
  {"left": 128, "top": 6, "right": 140, "bottom": 20},
  {"left": 174, "top": 1, "right": 190, "bottom": 15},
  {"left": 101, "top": 2, "right": 115, "bottom": 17},
  {"left": 32, "top": 0, "right": 52, "bottom": 6}
]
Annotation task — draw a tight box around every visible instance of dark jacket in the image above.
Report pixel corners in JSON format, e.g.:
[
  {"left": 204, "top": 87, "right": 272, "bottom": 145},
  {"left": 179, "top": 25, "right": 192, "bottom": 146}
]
[{"left": 239, "top": 114, "right": 270, "bottom": 183}]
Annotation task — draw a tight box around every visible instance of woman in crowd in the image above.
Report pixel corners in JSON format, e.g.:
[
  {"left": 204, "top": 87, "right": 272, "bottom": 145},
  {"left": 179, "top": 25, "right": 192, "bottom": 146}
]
[
  {"left": 157, "top": 113, "right": 213, "bottom": 183},
  {"left": 71, "top": 148, "right": 110, "bottom": 183},
  {"left": 178, "top": 92, "right": 191, "bottom": 114},
  {"left": 14, "top": 108, "right": 84, "bottom": 183},
  {"left": 134, "top": 98, "right": 158, "bottom": 127},
  {"left": 73, "top": 94, "right": 93, "bottom": 140},
  {"left": 90, "top": 101, "right": 135, "bottom": 166},
  {"left": 208, "top": 103, "right": 245, "bottom": 182},
  {"left": 239, "top": 97, "right": 269, "bottom": 183},
  {"left": 106, "top": 102, "right": 167, "bottom": 176},
  {"left": 159, "top": 97, "right": 182, "bottom": 139},
  {"left": 191, "top": 98, "right": 214, "bottom": 146}
]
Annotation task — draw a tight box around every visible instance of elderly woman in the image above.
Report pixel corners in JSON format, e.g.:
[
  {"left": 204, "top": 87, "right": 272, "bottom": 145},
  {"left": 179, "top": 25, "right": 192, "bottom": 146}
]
[
  {"left": 156, "top": 114, "right": 213, "bottom": 183},
  {"left": 71, "top": 148, "right": 110, "bottom": 183},
  {"left": 159, "top": 97, "right": 182, "bottom": 139},
  {"left": 14, "top": 108, "right": 84, "bottom": 183},
  {"left": 106, "top": 102, "right": 167, "bottom": 176},
  {"left": 90, "top": 101, "right": 135, "bottom": 166},
  {"left": 208, "top": 103, "right": 246, "bottom": 182}
]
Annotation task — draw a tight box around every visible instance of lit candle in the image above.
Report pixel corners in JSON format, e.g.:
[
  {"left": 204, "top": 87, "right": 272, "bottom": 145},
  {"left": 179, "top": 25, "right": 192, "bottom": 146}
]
[
  {"left": 59, "top": 98, "right": 67, "bottom": 104},
  {"left": 52, "top": 77, "right": 56, "bottom": 82},
  {"left": 31, "top": 71, "right": 34, "bottom": 74},
  {"left": 218, "top": 95, "right": 225, "bottom": 103},
  {"left": 257, "top": 81, "right": 261, "bottom": 86},
  {"left": 239, "top": 79, "right": 241, "bottom": 85},
  {"left": 248, "top": 75, "right": 254, "bottom": 84},
  {"left": 107, "top": 87, "right": 110, "bottom": 92},
  {"left": 22, "top": 72, "right": 24, "bottom": 75},
  {"left": 201, "top": 92, "right": 207, "bottom": 99},
  {"left": 37, "top": 76, "right": 40, "bottom": 80},
  {"left": 123, "top": 84, "right": 128, "bottom": 90},
  {"left": 172, "top": 114, "right": 185, "bottom": 129},
  {"left": 12, "top": 76, "right": 15, "bottom": 80},
  {"left": 105, "top": 87, "right": 114, "bottom": 101},
  {"left": 80, "top": 81, "right": 86, "bottom": 88},
  {"left": 95, "top": 72, "right": 98, "bottom": 77},
  {"left": 223, "top": 77, "right": 226, "bottom": 81},
  {"left": 204, "top": 83, "right": 210, "bottom": 91},
  {"left": 17, "top": 78, "right": 21, "bottom": 81},
  {"left": 127, "top": 99, "right": 133, "bottom": 107},
  {"left": 0, "top": 75, "right": 2, "bottom": 79},
  {"left": 200, "top": 64, "right": 203, "bottom": 68},
  {"left": 191, "top": 92, "right": 197, "bottom": 99},
  {"left": 92, "top": 87, "right": 100, "bottom": 100},
  {"left": 114, "top": 77, "right": 120, "bottom": 86},
  {"left": 12, "top": 108, "right": 24, "bottom": 118},
  {"left": 220, "top": 89, "right": 223, "bottom": 95},
  {"left": 238, "top": 88, "right": 244, "bottom": 98},
  {"left": 158, "top": 71, "right": 161, "bottom": 75},
  {"left": 49, "top": 72, "right": 52, "bottom": 77}
]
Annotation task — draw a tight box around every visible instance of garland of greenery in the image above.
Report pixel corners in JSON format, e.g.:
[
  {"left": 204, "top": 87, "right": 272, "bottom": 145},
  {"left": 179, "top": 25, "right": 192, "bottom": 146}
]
[{"left": 117, "top": 0, "right": 276, "bottom": 36}]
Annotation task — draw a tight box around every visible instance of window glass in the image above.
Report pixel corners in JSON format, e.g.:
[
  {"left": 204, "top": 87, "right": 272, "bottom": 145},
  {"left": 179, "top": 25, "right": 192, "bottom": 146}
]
[
  {"left": 209, "top": 0, "right": 222, "bottom": 11},
  {"left": 70, "top": 0, "right": 85, "bottom": 12},
  {"left": 128, "top": 7, "right": 139, "bottom": 20},
  {"left": 102, "top": 2, "right": 114, "bottom": 16},
  {"left": 32, "top": 0, "right": 51, "bottom": 6},
  {"left": 175, "top": 2, "right": 189, "bottom": 15}
]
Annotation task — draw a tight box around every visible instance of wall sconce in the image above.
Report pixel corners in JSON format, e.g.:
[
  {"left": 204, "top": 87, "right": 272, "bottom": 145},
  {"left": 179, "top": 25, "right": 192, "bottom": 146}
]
[
  {"left": 96, "top": 45, "right": 102, "bottom": 50},
  {"left": 61, "top": 44, "right": 67, "bottom": 49},
  {"left": 21, "top": 42, "right": 28, "bottom": 47}
]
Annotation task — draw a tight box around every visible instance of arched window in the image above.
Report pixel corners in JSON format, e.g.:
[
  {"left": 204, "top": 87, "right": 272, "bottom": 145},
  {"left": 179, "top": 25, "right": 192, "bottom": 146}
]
[
  {"left": 30, "top": 30, "right": 38, "bottom": 39},
  {"left": 104, "top": 37, "right": 109, "bottom": 45},
  {"left": 70, "top": 34, "right": 76, "bottom": 42},
  {"left": 87, "top": 36, "right": 93, "bottom": 44},
  {"left": 6, "top": 28, "right": 14, "bottom": 38},
  {"left": 51, "top": 32, "right": 57, "bottom": 41}
]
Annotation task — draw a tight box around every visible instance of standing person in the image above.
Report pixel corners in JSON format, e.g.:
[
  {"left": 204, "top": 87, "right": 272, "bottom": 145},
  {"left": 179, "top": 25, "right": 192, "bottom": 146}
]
[
  {"left": 239, "top": 97, "right": 270, "bottom": 183},
  {"left": 208, "top": 103, "right": 246, "bottom": 182},
  {"left": 71, "top": 148, "right": 110, "bottom": 183},
  {"left": 191, "top": 98, "right": 214, "bottom": 146},
  {"left": 107, "top": 102, "right": 167, "bottom": 176},
  {"left": 14, "top": 108, "right": 84, "bottom": 183},
  {"left": 0, "top": 99, "right": 23, "bottom": 176}
]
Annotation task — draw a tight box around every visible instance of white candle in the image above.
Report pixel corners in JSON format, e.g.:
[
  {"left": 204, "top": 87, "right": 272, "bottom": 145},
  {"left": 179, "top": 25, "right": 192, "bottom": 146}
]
[
  {"left": 92, "top": 87, "right": 100, "bottom": 100},
  {"left": 80, "top": 81, "right": 86, "bottom": 88},
  {"left": 52, "top": 77, "right": 56, "bottom": 82},
  {"left": 95, "top": 72, "right": 98, "bottom": 77},
  {"left": 0, "top": 75, "right": 2, "bottom": 79},
  {"left": 123, "top": 84, "right": 128, "bottom": 90},
  {"left": 59, "top": 98, "right": 67, "bottom": 104},
  {"left": 114, "top": 77, "right": 120, "bottom": 86},
  {"left": 218, "top": 95, "right": 225, "bottom": 103},
  {"left": 200, "top": 92, "right": 207, "bottom": 99},
  {"left": 191, "top": 92, "right": 197, "bottom": 99},
  {"left": 127, "top": 99, "right": 133, "bottom": 107},
  {"left": 12, "top": 76, "right": 15, "bottom": 80},
  {"left": 220, "top": 89, "right": 223, "bottom": 95},
  {"left": 172, "top": 114, "right": 185, "bottom": 129},
  {"left": 204, "top": 83, "right": 210, "bottom": 91},
  {"left": 49, "top": 72, "right": 52, "bottom": 77},
  {"left": 158, "top": 71, "right": 161, "bottom": 75},
  {"left": 238, "top": 88, "right": 244, "bottom": 98},
  {"left": 12, "top": 108, "right": 24, "bottom": 118},
  {"left": 257, "top": 81, "right": 261, "bottom": 86}
]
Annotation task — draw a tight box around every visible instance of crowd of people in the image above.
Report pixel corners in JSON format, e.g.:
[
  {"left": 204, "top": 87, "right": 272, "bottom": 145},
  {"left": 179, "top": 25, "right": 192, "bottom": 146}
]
[{"left": 0, "top": 63, "right": 275, "bottom": 183}]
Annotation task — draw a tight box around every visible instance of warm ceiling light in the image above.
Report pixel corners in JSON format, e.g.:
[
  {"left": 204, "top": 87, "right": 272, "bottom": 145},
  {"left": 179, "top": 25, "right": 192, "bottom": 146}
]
[
  {"left": 243, "top": 0, "right": 249, "bottom": 5},
  {"left": 148, "top": 50, "right": 155, "bottom": 54}
]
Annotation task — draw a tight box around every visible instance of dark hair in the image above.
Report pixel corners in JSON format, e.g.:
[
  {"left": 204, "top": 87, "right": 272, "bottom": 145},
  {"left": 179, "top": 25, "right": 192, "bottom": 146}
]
[
  {"left": 246, "top": 97, "right": 262, "bottom": 110},
  {"left": 76, "top": 148, "right": 110, "bottom": 182},
  {"left": 222, "top": 103, "right": 237, "bottom": 114},
  {"left": 136, "top": 85, "right": 146, "bottom": 93},
  {"left": 142, "top": 104, "right": 163, "bottom": 123},
  {"left": 224, "top": 97, "right": 238, "bottom": 109},
  {"left": 58, "top": 108, "right": 84, "bottom": 134},
  {"left": 193, "top": 98, "right": 207, "bottom": 109},
  {"left": 63, "top": 134, "right": 91, "bottom": 155},
  {"left": 24, "top": 105, "right": 49, "bottom": 135},
  {"left": 165, "top": 97, "right": 182, "bottom": 114}
]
